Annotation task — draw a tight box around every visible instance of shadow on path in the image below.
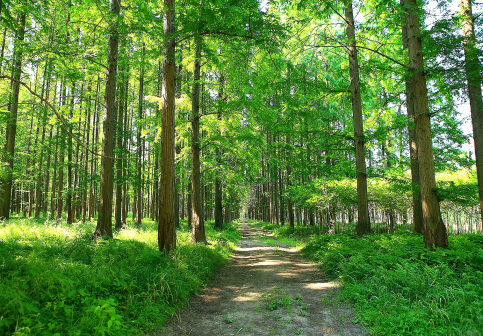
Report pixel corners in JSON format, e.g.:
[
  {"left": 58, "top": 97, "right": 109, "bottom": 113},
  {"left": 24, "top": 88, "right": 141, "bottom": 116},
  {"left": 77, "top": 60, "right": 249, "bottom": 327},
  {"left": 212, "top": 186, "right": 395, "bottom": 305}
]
[{"left": 151, "top": 221, "right": 369, "bottom": 336}]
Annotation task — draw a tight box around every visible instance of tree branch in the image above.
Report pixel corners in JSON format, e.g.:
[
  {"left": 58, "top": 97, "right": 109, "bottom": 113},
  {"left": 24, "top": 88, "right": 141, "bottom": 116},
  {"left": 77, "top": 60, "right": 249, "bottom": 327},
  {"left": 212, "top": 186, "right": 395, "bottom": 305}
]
[{"left": 0, "top": 75, "right": 133, "bottom": 160}]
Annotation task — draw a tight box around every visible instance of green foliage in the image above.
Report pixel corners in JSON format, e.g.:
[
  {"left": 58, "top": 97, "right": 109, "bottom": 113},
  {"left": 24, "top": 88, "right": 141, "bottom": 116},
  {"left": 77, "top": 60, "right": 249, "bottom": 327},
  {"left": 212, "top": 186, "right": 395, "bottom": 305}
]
[
  {"left": 302, "top": 231, "right": 483, "bottom": 335},
  {"left": 0, "top": 218, "right": 240, "bottom": 335}
]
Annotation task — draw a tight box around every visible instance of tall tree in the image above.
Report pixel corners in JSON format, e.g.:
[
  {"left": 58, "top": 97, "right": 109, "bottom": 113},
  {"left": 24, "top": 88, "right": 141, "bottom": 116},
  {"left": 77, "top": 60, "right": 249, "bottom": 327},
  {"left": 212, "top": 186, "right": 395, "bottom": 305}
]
[
  {"left": 459, "top": 0, "right": 483, "bottom": 229},
  {"left": 136, "top": 42, "right": 145, "bottom": 228},
  {"left": 401, "top": 1, "right": 423, "bottom": 233},
  {"left": 345, "top": 0, "right": 370, "bottom": 235},
  {"left": 94, "top": 0, "right": 121, "bottom": 239},
  {"left": 158, "top": 0, "right": 177, "bottom": 252},
  {"left": 405, "top": 0, "right": 448, "bottom": 248},
  {"left": 0, "top": 11, "right": 26, "bottom": 219},
  {"left": 191, "top": 36, "right": 206, "bottom": 243},
  {"left": 214, "top": 74, "right": 224, "bottom": 230}
]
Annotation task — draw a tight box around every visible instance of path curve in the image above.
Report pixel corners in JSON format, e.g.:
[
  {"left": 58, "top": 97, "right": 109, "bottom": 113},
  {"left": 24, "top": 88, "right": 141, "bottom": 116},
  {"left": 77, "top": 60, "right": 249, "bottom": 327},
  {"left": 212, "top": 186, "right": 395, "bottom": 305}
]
[{"left": 151, "top": 221, "right": 369, "bottom": 336}]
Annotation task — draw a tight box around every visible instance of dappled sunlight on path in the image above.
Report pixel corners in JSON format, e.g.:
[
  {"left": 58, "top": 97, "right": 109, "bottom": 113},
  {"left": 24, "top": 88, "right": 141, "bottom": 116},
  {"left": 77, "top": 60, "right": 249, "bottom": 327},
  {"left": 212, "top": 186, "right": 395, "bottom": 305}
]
[{"left": 151, "top": 221, "right": 368, "bottom": 336}]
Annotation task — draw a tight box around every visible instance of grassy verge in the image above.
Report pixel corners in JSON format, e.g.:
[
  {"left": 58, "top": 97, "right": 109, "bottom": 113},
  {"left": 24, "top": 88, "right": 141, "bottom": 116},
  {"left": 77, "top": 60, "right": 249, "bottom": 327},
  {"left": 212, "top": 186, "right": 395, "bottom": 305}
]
[
  {"left": 0, "top": 216, "right": 240, "bottom": 336},
  {"left": 250, "top": 220, "right": 483, "bottom": 335},
  {"left": 247, "top": 220, "right": 311, "bottom": 248}
]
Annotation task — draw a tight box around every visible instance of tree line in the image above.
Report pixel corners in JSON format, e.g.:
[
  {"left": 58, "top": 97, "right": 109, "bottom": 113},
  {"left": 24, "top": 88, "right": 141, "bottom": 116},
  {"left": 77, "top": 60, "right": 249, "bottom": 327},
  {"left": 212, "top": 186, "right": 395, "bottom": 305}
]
[{"left": 0, "top": 0, "right": 481, "bottom": 250}]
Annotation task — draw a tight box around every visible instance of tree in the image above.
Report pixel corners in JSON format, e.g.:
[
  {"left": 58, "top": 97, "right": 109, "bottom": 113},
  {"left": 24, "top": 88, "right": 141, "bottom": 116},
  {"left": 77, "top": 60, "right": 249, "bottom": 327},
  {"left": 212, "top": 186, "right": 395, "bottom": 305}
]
[
  {"left": 459, "top": 0, "right": 483, "bottom": 230},
  {"left": 401, "top": 0, "right": 423, "bottom": 233},
  {"left": 190, "top": 35, "right": 206, "bottom": 243},
  {"left": 405, "top": 0, "right": 448, "bottom": 248},
  {"left": 94, "top": 0, "right": 120, "bottom": 239},
  {"left": 214, "top": 74, "right": 224, "bottom": 230},
  {"left": 0, "top": 11, "right": 26, "bottom": 219},
  {"left": 345, "top": 0, "right": 370, "bottom": 235},
  {"left": 158, "top": 0, "right": 177, "bottom": 252}
]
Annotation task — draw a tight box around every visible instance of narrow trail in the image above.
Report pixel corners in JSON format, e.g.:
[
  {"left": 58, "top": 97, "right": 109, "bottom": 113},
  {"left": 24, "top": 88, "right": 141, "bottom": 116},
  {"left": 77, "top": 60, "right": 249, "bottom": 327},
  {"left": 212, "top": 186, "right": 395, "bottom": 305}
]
[{"left": 151, "top": 221, "right": 369, "bottom": 336}]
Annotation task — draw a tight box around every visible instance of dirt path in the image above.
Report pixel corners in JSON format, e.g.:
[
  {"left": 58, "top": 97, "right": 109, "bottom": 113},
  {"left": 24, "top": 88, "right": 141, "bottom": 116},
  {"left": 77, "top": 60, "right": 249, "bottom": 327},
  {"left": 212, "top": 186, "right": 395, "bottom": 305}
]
[{"left": 151, "top": 221, "right": 369, "bottom": 336}]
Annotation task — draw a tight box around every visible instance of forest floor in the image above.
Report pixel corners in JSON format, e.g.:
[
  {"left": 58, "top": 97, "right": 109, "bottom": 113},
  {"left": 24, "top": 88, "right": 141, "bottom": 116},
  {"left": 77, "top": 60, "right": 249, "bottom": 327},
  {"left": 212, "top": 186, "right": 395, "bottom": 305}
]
[{"left": 150, "top": 221, "right": 369, "bottom": 336}]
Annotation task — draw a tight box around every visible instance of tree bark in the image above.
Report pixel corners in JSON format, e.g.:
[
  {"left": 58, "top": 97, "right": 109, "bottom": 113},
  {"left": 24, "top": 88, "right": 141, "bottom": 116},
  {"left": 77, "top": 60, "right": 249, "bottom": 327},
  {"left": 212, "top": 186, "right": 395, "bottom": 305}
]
[
  {"left": 191, "top": 36, "right": 206, "bottom": 242},
  {"left": 0, "top": 12, "right": 26, "bottom": 219},
  {"left": 401, "top": 4, "right": 424, "bottom": 233},
  {"left": 460, "top": 0, "right": 483, "bottom": 230},
  {"left": 94, "top": 0, "right": 120, "bottom": 239},
  {"left": 405, "top": 0, "right": 448, "bottom": 248},
  {"left": 115, "top": 45, "right": 128, "bottom": 229},
  {"left": 56, "top": 82, "right": 66, "bottom": 221},
  {"left": 158, "top": 0, "right": 177, "bottom": 251},
  {"left": 345, "top": 0, "right": 371, "bottom": 235},
  {"left": 67, "top": 83, "right": 76, "bottom": 224},
  {"left": 214, "top": 75, "right": 225, "bottom": 230},
  {"left": 35, "top": 62, "right": 51, "bottom": 218},
  {"left": 136, "top": 43, "right": 145, "bottom": 228}
]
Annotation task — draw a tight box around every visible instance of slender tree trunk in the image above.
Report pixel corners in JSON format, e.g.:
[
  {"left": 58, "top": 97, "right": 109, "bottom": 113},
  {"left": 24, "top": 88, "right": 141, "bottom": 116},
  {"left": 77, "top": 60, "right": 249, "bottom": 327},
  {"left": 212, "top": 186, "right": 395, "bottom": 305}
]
[
  {"left": 460, "top": 0, "right": 483, "bottom": 230},
  {"left": 44, "top": 127, "right": 53, "bottom": 213},
  {"left": 405, "top": 0, "right": 448, "bottom": 248},
  {"left": 401, "top": 0, "right": 423, "bottom": 233},
  {"left": 191, "top": 36, "right": 206, "bottom": 242},
  {"left": 122, "top": 70, "right": 130, "bottom": 224},
  {"left": 345, "top": 0, "right": 371, "bottom": 235},
  {"left": 35, "top": 62, "right": 52, "bottom": 218},
  {"left": 187, "top": 179, "right": 192, "bottom": 228},
  {"left": 0, "top": 12, "right": 26, "bottom": 219},
  {"left": 82, "top": 83, "right": 92, "bottom": 222},
  {"left": 214, "top": 75, "right": 224, "bottom": 230},
  {"left": 279, "top": 168, "right": 284, "bottom": 226},
  {"left": 94, "top": 0, "right": 121, "bottom": 238},
  {"left": 50, "top": 131, "right": 58, "bottom": 218},
  {"left": 286, "top": 136, "right": 295, "bottom": 229},
  {"left": 136, "top": 43, "right": 145, "bottom": 228},
  {"left": 115, "top": 58, "right": 127, "bottom": 229},
  {"left": 158, "top": 0, "right": 177, "bottom": 251},
  {"left": 56, "top": 82, "right": 66, "bottom": 220},
  {"left": 67, "top": 83, "right": 76, "bottom": 224}
]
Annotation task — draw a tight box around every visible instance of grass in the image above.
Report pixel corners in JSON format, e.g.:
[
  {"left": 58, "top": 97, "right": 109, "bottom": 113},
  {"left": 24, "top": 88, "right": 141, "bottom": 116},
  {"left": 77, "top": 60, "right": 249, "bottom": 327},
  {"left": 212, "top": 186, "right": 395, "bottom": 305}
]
[
  {"left": 251, "top": 219, "right": 483, "bottom": 335},
  {"left": 248, "top": 221, "right": 308, "bottom": 248},
  {"left": 0, "top": 216, "right": 240, "bottom": 335}
]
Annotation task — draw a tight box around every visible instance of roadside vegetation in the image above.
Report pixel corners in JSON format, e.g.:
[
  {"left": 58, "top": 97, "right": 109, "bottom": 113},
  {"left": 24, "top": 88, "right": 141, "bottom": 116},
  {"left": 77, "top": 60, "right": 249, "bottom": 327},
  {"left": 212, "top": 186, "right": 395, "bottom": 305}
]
[
  {"left": 254, "top": 220, "right": 483, "bottom": 335},
  {"left": 0, "top": 217, "right": 240, "bottom": 336}
]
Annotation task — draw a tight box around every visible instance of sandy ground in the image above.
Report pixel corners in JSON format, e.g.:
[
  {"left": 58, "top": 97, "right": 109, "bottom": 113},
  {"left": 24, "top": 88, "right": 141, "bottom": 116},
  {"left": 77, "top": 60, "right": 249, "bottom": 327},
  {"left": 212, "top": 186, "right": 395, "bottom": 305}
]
[{"left": 150, "top": 221, "right": 370, "bottom": 336}]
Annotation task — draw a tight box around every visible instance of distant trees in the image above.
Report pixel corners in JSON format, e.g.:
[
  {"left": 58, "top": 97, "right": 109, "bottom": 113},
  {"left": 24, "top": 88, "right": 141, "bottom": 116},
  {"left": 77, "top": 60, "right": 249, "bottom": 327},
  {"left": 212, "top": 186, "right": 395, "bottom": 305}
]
[{"left": 0, "top": 0, "right": 481, "bottom": 250}]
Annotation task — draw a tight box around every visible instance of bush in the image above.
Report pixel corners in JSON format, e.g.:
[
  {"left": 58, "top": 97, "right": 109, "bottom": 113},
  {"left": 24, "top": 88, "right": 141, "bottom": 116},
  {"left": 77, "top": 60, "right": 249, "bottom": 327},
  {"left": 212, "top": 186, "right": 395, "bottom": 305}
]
[
  {"left": 0, "top": 218, "right": 240, "bottom": 335},
  {"left": 301, "top": 231, "right": 483, "bottom": 335}
]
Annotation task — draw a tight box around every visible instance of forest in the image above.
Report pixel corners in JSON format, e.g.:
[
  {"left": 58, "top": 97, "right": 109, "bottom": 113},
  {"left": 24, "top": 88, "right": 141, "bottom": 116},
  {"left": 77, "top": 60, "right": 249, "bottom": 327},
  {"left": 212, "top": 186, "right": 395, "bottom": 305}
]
[{"left": 1, "top": 0, "right": 483, "bottom": 335}]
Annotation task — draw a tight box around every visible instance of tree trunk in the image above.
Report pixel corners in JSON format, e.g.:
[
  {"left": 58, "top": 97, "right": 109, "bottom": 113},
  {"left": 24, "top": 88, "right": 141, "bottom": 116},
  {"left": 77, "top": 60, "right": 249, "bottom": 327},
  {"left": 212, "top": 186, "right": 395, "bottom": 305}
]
[
  {"left": 56, "top": 82, "right": 66, "bottom": 221},
  {"left": 94, "top": 0, "right": 121, "bottom": 239},
  {"left": 158, "top": 0, "right": 177, "bottom": 251},
  {"left": 35, "top": 62, "right": 51, "bottom": 218},
  {"left": 136, "top": 43, "right": 145, "bottom": 228},
  {"left": 191, "top": 36, "right": 206, "bottom": 243},
  {"left": 460, "top": 0, "right": 483, "bottom": 230},
  {"left": 0, "top": 12, "right": 26, "bottom": 219},
  {"left": 345, "top": 0, "right": 371, "bottom": 235},
  {"left": 67, "top": 83, "right": 76, "bottom": 224},
  {"left": 115, "top": 47, "right": 128, "bottom": 229},
  {"left": 401, "top": 0, "right": 423, "bottom": 233},
  {"left": 214, "top": 75, "right": 224, "bottom": 230},
  {"left": 187, "top": 179, "right": 192, "bottom": 228},
  {"left": 405, "top": 0, "right": 448, "bottom": 248}
]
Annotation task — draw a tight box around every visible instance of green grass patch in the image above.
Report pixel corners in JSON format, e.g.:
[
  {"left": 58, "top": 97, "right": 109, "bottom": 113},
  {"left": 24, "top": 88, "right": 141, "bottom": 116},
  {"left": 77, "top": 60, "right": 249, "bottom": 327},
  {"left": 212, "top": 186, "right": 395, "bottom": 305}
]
[
  {"left": 257, "top": 220, "right": 483, "bottom": 335},
  {"left": 247, "top": 220, "right": 309, "bottom": 248},
  {"left": 0, "top": 217, "right": 240, "bottom": 335}
]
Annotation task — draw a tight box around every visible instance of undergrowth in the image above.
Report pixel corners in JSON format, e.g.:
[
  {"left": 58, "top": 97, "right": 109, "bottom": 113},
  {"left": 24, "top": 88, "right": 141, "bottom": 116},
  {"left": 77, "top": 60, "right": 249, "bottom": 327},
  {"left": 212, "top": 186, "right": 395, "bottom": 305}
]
[
  {"left": 0, "top": 216, "right": 240, "bottom": 335},
  {"left": 252, "top": 219, "right": 483, "bottom": 335}
]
